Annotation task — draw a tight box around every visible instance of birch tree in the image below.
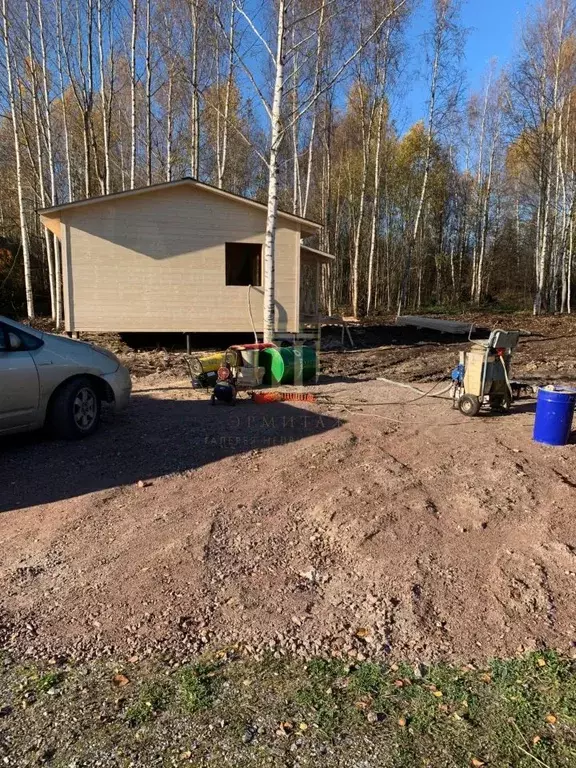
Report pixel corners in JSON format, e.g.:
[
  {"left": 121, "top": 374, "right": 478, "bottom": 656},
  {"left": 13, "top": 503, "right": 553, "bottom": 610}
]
[
  {"left": 468, "top": 66, "right": 505, "bottom": 304},
  {"left": 56, "top": 0, "right": 73, "bottom": 202},
  {"left": 23, "top": 0, "right": 56, "bottom": 319},
  {"left": 145, "top": 0, "right": 152, "bottom": 184},
  {"left": 216, "top": 1, "right": 235, "bottom": 188},
  {"left": 130, "top": 0, "right": 138, "bottom": 188},
  {"left": 1, "top": 0, "right": 35, "bottom": 318},
  {"left": 1, "top": 0, "right": 576, "bottom": 321},
  {"left": 189, "top": 0, "right": 200, "bottom": 178},
  {"left": 509, "top": 0, "right": 576, "bottom": 313},
  {"left": 398, "top": 0, "right": 463, "bottom": 313},
  {"left": 37, "top": 0, "right": 62, "bottom": 325},
  {"left": 231, "top": 0, "right": 409, "bottom": 341},
  {"left": 97, "top": 0, "right": 113, "bottom": 195}
]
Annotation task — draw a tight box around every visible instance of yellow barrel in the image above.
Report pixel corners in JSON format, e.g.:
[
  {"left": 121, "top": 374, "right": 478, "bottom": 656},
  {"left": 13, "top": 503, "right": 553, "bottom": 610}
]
[{"left": 189, "top": 352, "right": 226, "bottom": 375}]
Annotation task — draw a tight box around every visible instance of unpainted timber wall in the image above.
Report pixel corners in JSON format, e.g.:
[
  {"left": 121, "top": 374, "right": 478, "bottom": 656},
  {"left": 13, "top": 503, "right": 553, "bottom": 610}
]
[{"left": 61, "top": 185, "right": 301, "bottom": 333}]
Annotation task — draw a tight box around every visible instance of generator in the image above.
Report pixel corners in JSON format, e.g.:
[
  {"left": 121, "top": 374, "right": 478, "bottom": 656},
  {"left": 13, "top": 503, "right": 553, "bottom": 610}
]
[
  {"left": 451, "top": 329, "right": 520, "bottom": 416},
  {"left": 209, "top": 344, "right": 270, "bottom": 405},
  {"left": 211, "top": 361, "right": 237, "bottom": 405}
]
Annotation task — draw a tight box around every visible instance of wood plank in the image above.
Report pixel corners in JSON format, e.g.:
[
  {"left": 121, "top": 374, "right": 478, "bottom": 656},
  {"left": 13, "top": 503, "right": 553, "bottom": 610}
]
[{"left": 395, "top": 315, "right": 479, "bottom": 335}]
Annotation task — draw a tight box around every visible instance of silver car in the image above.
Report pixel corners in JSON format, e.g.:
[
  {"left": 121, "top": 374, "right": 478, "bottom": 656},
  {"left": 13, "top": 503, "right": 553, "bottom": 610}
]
[{"left": 0, "top": 316, "right": 131, "bottom": 439}]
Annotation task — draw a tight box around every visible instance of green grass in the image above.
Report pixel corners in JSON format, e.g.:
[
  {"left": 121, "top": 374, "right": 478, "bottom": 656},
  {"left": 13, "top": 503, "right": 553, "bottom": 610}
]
[
  {"left": 178, "top": 661, "right": 221, "bottom": 713},
  {"left": 35, "top": 670, "right": 65, "bottom": 692},
  {"left": 125, "top": 679, "right": 173, "bottom": 726},
  {"left": 2, "top": 651, "right": 576, "bottom": 766}
]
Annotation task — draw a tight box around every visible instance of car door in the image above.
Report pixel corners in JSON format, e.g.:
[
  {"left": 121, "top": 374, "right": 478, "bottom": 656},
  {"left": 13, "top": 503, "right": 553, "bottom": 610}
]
[{"left": 0, "top": 323, "right": 40, "bottom": 432}]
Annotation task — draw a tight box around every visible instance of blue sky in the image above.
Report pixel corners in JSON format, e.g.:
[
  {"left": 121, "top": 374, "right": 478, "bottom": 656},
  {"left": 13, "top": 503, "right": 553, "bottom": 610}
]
[
  {"left": 241, "top": 0, "right": 531, "bottom": 135},
  {"left": 402, "top": 0, "right": 529, "bottom": 126}
]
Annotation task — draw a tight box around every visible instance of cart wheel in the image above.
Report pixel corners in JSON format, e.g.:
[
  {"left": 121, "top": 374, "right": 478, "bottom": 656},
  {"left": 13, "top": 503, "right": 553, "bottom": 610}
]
[{"left": 459, "top": 394, "right": 481, "bottom": 417}]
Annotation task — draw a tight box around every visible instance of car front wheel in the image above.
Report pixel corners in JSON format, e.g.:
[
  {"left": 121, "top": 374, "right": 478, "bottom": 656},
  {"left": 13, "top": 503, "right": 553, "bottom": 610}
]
[{"left": 47, "top": 377, "right": 102, "bottom": 440}]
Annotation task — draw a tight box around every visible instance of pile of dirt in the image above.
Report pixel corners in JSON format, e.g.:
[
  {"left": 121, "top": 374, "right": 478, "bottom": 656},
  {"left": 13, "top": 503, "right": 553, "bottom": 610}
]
[{"left": 1, "top": 377, "right": 576, "bottom": 664}]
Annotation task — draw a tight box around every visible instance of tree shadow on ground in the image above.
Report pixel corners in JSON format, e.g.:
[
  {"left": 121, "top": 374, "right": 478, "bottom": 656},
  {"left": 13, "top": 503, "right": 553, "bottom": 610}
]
[
  {"left": 0, "top": 396, "right": 342, "bottom": 513},
  {"left": 510, "top": 401, "right": 537, "bottom": 415}
]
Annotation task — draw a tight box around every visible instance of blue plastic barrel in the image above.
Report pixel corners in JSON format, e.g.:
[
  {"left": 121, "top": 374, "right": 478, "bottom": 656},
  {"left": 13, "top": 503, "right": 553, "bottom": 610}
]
[{"left": 533, "top": 387, "right": 576, "bottom": 446}]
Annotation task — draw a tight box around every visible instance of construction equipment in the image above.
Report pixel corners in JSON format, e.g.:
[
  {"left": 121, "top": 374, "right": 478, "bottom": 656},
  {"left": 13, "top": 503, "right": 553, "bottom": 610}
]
[
  {"left": 209, "top": 344, "right": 272, "bottom": 404},
  {"left": 211, "top": 361, "right": 237, "bottom": 405},
  {"left": 187, "top": 352, "right": 225, "bottom": 390},
  {"left": 187, "top": 342, "right": 318, "bottom": 403},
  {"left": 227, "top": 343, "right": 270, "bottom": 388},
  {"left": 451, "top": 329, "right": 520, "bottom": 417}
]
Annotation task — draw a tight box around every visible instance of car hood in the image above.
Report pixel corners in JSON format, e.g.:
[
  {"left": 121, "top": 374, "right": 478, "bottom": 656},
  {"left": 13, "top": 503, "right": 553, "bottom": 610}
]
[
  {"left": 40, "top": 333, "right": 121, "bottom": 374},
  {"left": 0, "top": 317, "right": 122, "bottom": 375}
]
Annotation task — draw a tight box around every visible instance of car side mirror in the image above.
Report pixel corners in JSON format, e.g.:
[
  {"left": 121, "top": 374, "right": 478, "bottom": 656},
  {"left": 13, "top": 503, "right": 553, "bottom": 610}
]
[{"left": 7, "top": 332, "right": 22, "bottom": 351}]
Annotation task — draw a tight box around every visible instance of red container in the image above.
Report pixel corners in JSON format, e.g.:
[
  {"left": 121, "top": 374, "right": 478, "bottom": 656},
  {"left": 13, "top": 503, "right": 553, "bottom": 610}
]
[{"left": 228, "top": 342, "right": 276, "bottom": 351}]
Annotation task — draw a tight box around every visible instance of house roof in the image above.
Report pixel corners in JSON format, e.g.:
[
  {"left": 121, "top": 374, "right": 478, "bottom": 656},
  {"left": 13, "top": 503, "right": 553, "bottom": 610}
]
[
  {"left": 300, "top": 245, "right": 335, "bottom": 263},
  {"left": 39, "top": 177, "right": 322, "bottom": 237}
]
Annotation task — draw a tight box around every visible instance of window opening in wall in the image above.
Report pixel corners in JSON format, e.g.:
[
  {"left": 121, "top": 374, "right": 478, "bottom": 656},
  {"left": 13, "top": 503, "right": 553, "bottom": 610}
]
[{"left": 225, "top": 242, "right": 262, "bottom": 286}]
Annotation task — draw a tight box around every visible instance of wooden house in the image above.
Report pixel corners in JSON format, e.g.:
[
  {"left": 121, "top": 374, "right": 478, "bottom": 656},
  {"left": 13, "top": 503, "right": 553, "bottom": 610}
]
[{"left": 39, "top": 178, "right": 334, "bottom": 335}]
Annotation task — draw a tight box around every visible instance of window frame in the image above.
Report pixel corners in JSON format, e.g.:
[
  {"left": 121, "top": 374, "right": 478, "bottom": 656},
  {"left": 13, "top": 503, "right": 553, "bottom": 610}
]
[{"left": 224, "top": 242, "right": 263, "bottom": 287}]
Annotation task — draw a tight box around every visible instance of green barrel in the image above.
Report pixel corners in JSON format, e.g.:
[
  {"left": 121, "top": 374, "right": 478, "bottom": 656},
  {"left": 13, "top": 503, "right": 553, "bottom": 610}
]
[{"left": 260, "top": 346, "right": 317, "bottom": 385}]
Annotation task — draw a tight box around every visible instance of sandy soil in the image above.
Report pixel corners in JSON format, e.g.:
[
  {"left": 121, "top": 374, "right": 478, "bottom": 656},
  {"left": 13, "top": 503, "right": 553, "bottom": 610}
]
[
  {"left": 2, "top": 313, "right": 576, "bottom": 664},
  {"left": 321, "top": 312, "right": 576, "bottom": 384}
]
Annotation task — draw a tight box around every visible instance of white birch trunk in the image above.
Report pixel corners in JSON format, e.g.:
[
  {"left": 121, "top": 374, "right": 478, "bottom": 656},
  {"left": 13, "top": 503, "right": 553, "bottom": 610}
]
[
  {"left": 263, "top": 0, "right": 286, "bottom": 343},
  {"left": 119, "top": 109, "right": 127, "bottom": 190},
  {"left": 470, "top": 70, "right": 491, "bottom": 301},
  {"left": 56, "top": 0, "right": 73, "bottom": 202},
  {"left": 145, "top": 0, "right": 152, "bottom": 184},
  {"left": 190, "top": 0, "right": 200, "bottom": 178},
  {"left": 97, "top": 0, "right": 111, "bottom": 193},
  {"left": 302, "top": 0, "right": 325, "bottom": 219},
  {"left": 290, "top": 8, "right": 301, "bottom": 215},
  {"left": 130, "top": 0, "right": 138, "bottom": 188},
  {"left": 568, "top": 217, "right": 573, "bottom": 313},
  {"left": 166, "top": 67, "right": 173, "bottom": 181},
  {"left": 26, "top": 0, "right": 56, "bottom": 318},
  {"left": 38, "top": 0, "right": 63, "bottom": 324},
  {"left": 72, "top": 0, "right": 93, "bottom": 198},
  {"left": 398, "top": 14, "right": 442, "bottom": 314},
  {"left": 474, "top": 148, "right": 495, "bottom": 304},
  {"left": 2, "top": 0, "right": 34, "bottom": 318},
  {"left": 534, "top": 0, "right": 567, "bottom": 314},
  {"left": 38, "top": 0, "right": 56, "bottom": 204},
  {"left": 367, "top": 97, "right": 385, "bottom": 315},
  {"left": 217, "top": 2, "right": 235, "bottom": 188},
  {"left": 352, "top": 90, "right": 374, "bottom": 318}
]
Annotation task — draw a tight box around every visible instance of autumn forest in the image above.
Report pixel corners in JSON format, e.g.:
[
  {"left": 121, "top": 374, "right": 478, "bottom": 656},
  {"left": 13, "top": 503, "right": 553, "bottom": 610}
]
[{"left": 0, "top": 0, "right": 574, "bottom": 324}]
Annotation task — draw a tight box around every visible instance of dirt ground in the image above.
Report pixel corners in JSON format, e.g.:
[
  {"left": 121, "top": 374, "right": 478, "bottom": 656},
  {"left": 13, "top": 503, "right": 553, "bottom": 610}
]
[
  {"left": 88, "top": 311, "right": 576, "bottom": 385},
  {"left": 1, "top": 313, "right": 576, "bottom": 665},
  {"left": 320, "top": 311, "right": 576, "bottom": 384}
]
